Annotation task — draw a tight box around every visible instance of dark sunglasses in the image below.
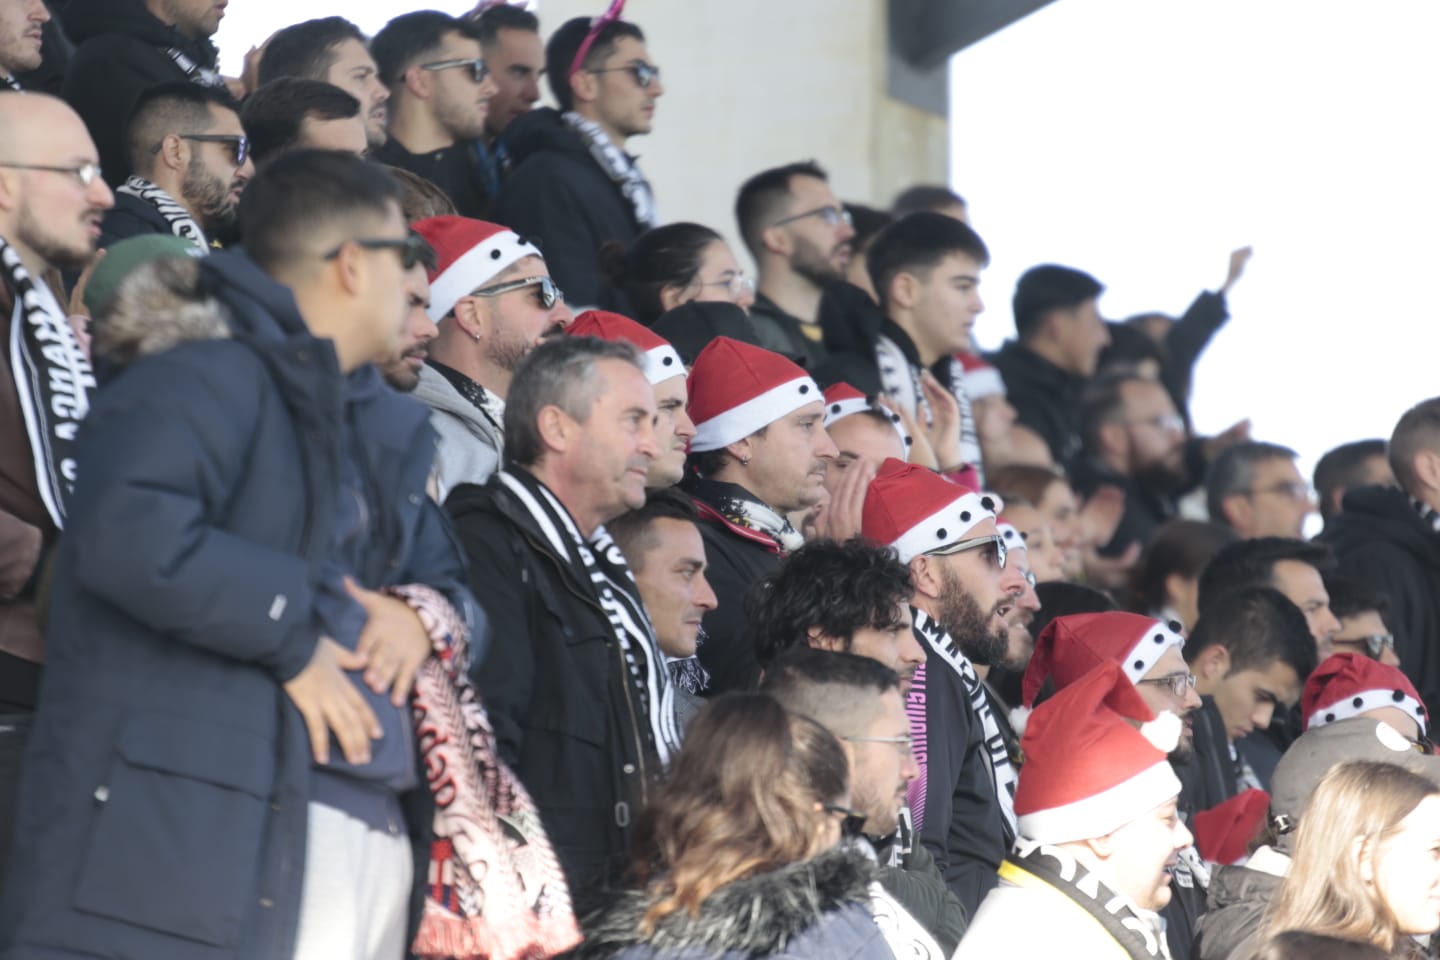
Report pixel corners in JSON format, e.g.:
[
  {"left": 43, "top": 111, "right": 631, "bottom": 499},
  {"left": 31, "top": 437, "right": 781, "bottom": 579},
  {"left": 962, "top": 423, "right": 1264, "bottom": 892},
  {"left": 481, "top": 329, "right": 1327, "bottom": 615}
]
[
  {"left": 421, "top": 57, "right": 489, "bottom": 85},
  {"left": 323, "top": 233, "right": 427, "bottom": 271},
  {"left": 470, "top": 275, "right": 565, "bottom": 310},
  {"left": 152, "top": 134, "right": 249, "bottom": 168},
  {"left": 589, "top": 61, "right": 661, "bottom": 89},
  {"left": 824, "top": 804, "right": 868, "bottom": 839}
]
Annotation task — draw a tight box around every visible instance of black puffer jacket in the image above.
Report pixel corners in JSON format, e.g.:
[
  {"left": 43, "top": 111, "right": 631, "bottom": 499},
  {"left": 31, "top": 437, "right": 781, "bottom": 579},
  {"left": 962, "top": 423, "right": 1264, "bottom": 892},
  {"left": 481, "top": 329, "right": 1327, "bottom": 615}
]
[
  {"left": 1318, "top": 485, "right": 1440, "bottom": 719},
  {"left": 572, "top": 847, "right": 895, "bottom": 960},
  {"left": 63, "top": 0, "right": 225, "bottom": 187},
  {"left": 493, "top": 108, "right": 642, "bottom": 310}
]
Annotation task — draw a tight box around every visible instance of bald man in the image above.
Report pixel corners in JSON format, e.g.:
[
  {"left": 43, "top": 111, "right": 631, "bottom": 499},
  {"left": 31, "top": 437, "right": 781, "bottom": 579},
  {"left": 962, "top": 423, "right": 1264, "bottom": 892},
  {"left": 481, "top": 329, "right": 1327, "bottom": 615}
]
[{"left": 0, "top": 91, "right": 112, "bottom": 887}]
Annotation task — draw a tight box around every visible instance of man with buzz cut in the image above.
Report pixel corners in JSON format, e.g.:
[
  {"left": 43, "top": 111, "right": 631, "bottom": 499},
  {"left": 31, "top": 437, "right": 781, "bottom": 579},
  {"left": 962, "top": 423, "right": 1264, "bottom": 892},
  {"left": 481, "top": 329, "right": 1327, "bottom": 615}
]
[{"left": 105, "top": 81, "right": 253, "bottom": 250}]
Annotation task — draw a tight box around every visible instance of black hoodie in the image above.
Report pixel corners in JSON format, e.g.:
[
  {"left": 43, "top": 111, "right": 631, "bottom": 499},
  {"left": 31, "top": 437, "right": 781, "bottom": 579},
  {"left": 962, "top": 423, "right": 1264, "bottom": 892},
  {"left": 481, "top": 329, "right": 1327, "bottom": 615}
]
[
  {"left": 62, "top": 0, "right": 223, "bottom": 188},
  {"left": 493, "top": 107, "right": 643, "bottom": 310},
  {"left": 1318, "top": 484, "right": 1440, "bottom": 718}
]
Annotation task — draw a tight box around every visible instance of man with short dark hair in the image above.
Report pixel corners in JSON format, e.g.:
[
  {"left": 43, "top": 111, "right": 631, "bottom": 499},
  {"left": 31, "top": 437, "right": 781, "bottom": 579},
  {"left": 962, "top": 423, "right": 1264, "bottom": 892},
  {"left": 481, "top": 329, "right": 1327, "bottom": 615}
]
[
  {"left": 0, "top": 0, "right": 49, "bottom": 90},
  {"left": 2, "top": 149, "right": 483, "bottom": 960},
  {"left": 62, "top": 0, "right": 231, "bottom": 186},
  {"left": 891, "top": 183, "right": 968, "bottom": 222},
  {"left": 735, "top": 160, "right": 855, "bottom": 366},
  {"left": 0, "top": 91, "right": 112, "bottom": 893},
  {"left": 468, "top": 2, "right": 543, "bottom": 195},
  {"left": 989, "top": 263, "right": 1110, "bottom": 466},
  {"left": 750, "top": 538, "right": 925, "bottom": 694},
  {"left": 609, "top": 489, "right": 716, "bottom": 730},
  {"left": 446, "top": 334, "right": 677, "bottom": 913},
  {"left": 1178, "top": 586, "right": 1317, "bottom": 815},
  {"left": 681, "top": 337, "right": 837, "bottom": 694},
  {"left": 1320, "top": 397, "right": 1440, "bottom": 720},
  {"left": 257, "top": 16, "right": 390, "bottom": 150},
  {"left": 105, "top": 81, "right": 251, "bottom": 250},
  {"left": 1313, "top": 437, "right": 1394, "bottom": 528},
  {"left": 372, "top": 10, "right": 499, "bottom": 219},
  {"left": 1198, "top": 536, "right": 1341, "bottom": 658},
  {"left": 494, "top": 13, "right": 662, "bottom": 309},
  {"left": 1207, "top": 440, "right": 1315, "bottom": 539},
  {"left": 242, "top": 78, "right": 369, "bottom": 166},
  {"left": 762, "top": 647, "right": 966, "bottom": 956}
]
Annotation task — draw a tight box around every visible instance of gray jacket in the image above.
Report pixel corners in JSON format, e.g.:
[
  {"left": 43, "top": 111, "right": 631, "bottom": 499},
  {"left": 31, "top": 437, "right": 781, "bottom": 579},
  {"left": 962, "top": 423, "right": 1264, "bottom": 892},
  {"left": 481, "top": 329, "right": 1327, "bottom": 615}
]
[
  {"left": 413, "top": 363, "right": 503, "bottom": 501},
  {"left": 1192, "top": 847, "right": 1288, "bottom": 960}
]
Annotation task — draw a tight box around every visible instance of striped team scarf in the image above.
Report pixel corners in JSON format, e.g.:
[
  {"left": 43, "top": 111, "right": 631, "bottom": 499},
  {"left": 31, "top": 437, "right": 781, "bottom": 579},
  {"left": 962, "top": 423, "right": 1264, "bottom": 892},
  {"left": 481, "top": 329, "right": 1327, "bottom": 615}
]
[{"left": 497, "top": 466, "right": 682, "bottom": 764}]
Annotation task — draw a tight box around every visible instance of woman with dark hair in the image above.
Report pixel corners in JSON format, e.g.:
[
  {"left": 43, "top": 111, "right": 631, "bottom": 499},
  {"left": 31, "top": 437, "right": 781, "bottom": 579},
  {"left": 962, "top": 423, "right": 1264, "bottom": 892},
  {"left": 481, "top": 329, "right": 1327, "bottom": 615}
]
[
  {"left": 575, "top": 695, "right": 905, "bottom": 960},
  {"left": 1127, "top": 519, "right": 1239, "bottom": 631},
  {"left": 600, "top": 222, "right": 755, "bottom": 326}
]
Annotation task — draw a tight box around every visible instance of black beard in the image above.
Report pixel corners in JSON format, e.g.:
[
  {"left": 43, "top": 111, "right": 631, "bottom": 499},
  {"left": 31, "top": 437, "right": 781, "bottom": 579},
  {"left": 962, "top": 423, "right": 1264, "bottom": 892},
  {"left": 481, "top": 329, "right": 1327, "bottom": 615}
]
[
  {"left": 937, "top": 567, "right": 1008, "bottom": 667},
  {"left": 1133, "top": 458, "right": 1191, "bottom": 497}
]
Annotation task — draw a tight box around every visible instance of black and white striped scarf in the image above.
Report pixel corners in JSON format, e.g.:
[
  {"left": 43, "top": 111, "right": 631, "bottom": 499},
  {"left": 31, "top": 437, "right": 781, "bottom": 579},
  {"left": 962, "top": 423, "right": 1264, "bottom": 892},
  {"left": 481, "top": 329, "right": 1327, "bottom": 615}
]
[
  {"left": 498, "top": 466, "right": 681, "bottom": 764},
  {"left": 164, "top": 46, "right": 225, "bottom": 89},
  {"left": 1, "top": 74, "right": 21, "bottom": 92},
  {"left": 1, "top": 235, "right": 94, "bottom": 527},
  {"left": 876, "top": 336, "right": 983, "bottom": 483},
  {"left": 561, "top": 111, "right": 658, "bottom": 230},
  {"left": 1413, "top": 496, "right": 1440, "bottom": 535},
  {"left": 117, "top": 176, "right": 210, "bottom": 249}
]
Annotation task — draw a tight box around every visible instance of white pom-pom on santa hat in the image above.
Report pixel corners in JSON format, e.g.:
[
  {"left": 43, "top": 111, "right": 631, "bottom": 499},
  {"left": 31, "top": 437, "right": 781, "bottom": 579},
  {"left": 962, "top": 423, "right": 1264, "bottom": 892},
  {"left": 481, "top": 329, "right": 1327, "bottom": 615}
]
[
  {"left": 1015, "top": 661, "right": 1182, "bottom": 845},
  {"left": 412, "top": 215, "right": 541, "bottom": 324}
]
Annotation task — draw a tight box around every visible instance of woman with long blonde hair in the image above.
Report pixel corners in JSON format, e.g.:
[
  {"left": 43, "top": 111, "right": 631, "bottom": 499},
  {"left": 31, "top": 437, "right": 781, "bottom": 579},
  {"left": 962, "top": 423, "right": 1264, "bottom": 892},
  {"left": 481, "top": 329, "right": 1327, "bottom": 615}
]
[{"left": 1262, "top": 760, "right": 1440, "bottom": 958}]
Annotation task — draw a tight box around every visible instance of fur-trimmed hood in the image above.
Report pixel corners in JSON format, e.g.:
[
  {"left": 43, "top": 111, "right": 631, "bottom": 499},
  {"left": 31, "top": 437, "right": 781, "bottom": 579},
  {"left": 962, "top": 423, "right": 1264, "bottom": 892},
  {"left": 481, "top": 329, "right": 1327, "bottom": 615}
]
[
  {"left": 91, "top": 256, "right": 230, "bottom": 378},
  {"left": 572, "top": 847, "right": 879, "bottom": 959}
]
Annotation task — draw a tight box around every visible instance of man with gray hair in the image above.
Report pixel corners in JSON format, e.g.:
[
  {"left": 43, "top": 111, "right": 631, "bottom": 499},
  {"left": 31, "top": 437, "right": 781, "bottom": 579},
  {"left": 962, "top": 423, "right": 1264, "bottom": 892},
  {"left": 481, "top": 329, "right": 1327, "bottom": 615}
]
[
  {"left": 445, "top": 335, "right": 677, "bottom": 913},
  {"left": 1207, "top": 440, "right": 1315, "bottom": 539}
]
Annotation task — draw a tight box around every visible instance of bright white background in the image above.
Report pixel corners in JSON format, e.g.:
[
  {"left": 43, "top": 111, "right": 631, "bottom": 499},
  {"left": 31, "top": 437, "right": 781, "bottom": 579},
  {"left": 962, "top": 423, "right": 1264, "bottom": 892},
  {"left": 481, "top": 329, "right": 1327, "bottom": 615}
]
[{"left": 218, "top": 0, "right": 1440, "bottom": 478}]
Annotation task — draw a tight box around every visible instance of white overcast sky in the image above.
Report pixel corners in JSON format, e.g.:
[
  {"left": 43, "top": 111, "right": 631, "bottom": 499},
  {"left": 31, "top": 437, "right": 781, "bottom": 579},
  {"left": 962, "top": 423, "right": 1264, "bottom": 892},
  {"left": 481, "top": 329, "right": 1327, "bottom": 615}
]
[{"left": 217, "top": 0, "right": 1440, "bottom": 478}]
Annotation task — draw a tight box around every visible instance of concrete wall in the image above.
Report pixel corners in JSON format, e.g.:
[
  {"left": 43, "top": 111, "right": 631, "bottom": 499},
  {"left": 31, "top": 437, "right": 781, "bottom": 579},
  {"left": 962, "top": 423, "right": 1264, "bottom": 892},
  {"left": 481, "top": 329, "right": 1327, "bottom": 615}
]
[{"left": 537, "top": 0, "right": 949, "bottom": 266}]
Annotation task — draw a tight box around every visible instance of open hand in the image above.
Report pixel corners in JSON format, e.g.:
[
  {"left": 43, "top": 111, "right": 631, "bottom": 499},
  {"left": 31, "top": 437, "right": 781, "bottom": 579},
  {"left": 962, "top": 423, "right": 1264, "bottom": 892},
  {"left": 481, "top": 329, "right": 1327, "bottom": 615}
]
[
  {"left": 283, "top": 636, "right": 381, "bottom": 764},
  {"left": 347, "top": 577, "right": 431, "bottom": 706}
]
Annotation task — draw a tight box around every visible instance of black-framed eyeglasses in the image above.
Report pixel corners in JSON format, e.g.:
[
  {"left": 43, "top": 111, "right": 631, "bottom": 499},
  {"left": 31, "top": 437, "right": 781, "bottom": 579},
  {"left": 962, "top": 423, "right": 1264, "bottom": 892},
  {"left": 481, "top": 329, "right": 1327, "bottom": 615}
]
[
  {"left": 842, "top": 734, "right": 914, "bottom": 759},
  {"left": 421, "top": 57, "right": 490, "bottom": 85},
  {"left": 588, "top": 60, "right": 660, "bottom": 89},
  {"left": 0, "top": 161, "right": 103, "bottom": 186},
  {"left": 1137, "top": 673, "right": 1198, "bottom": 699},
  {"left": 323, "top": 233, "right": 427, "bottom": 271},
  {"left": 823, "top": 804, "right": 868, "bottom": 839},
  {"left": 925, "top": 533, "right": 1007, "bottom": 569},
  {"left": 1332, "top": 633, "right": 1396, "bottom": 660},
  {"left": 154, "top": 134, "right": 249, "bottom": 167},
  {"left": 470, "top": 275, "right": 565, "bottom": 310},
  {"left": 772, "top": 205, "right": 854, "bottom": 229}
]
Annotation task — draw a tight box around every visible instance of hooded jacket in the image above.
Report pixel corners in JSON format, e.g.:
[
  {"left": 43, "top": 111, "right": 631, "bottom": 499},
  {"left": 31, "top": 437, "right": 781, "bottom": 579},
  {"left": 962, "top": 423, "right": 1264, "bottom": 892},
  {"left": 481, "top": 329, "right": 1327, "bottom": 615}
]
[
  {"left": 571, "top": 847, "right": 896, "bottom": 960},
  {"left": 1318, "top": 485, "right": 1440, "bottom": 719},
  {"left": 493, "top": 107, "right": 642, "bottom": 310},
  {"left": 0, "top": 251, "right": 478, "bottom": 960},
  {"left": 62, "top": 0, "right": 224, "bottom": 187},
  {"left": 412, "top": 361, "right": 503, "bottom": 500}
]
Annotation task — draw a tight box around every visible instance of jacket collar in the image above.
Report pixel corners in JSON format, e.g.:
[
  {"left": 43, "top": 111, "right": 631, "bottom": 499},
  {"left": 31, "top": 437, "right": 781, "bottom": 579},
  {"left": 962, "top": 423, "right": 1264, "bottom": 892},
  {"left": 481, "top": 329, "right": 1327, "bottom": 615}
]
[{"left": 994, "top": 340, "right": 1087, "bottom": 392}]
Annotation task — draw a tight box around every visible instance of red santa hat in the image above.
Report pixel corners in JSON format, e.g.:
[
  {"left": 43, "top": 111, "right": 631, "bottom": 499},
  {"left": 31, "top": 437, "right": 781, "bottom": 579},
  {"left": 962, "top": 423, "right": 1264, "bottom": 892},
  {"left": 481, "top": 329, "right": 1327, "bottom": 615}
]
[
  {"left": 1301, "top": 652, "right": 1428, "bottom": 735},
  {"left": 860, "top": 458, "right": 1002, "bottom": 565},
  {"left": 822, "top": 382, "right": 910, "bottom": 449},
  {"left": 1022, "top": 612, "right": 1186, "bottom": 709},
  {"left": 1191, "top": 788, "right": 1270, "bottom": 865},
  {"left": 567, "top": 310, "right": 684, "bottom": 385},
  {"left": 956, "top": 351, "right": 1005, "bottom": 400},
  {"left": 687, "top": 337, "right": 821, "bottom": 452},
  {"left": 1016, "top": 660, "right": 1183, "bottom": 844},
  {"left": 412, "top": 215, "right": 542, "bottom": 323}
]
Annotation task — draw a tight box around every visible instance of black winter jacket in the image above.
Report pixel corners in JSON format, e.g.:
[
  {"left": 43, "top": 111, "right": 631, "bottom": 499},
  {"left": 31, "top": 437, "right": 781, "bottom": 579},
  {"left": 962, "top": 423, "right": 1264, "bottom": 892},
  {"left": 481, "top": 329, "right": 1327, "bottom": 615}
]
[
  {"left": 1173, "top": 697, "right": 1237, "bottom": 817},
  {"left": 98, "top": 191, "right": 178, "bottom": 248},
  {"left": 446, "top": 473, "right": 657, "bottom": 914},
  {"left": 988, "top": 340, "right": 1089, "bottom": 467},
  {"left": 493, "top": 108, "right": 642, "bottom": 310},
  {"left": 63, "top": 0, "right": 225, "bottom": 187},
  {"left": 1318, "top": 485, "right": 1440, "bottom": 719}
]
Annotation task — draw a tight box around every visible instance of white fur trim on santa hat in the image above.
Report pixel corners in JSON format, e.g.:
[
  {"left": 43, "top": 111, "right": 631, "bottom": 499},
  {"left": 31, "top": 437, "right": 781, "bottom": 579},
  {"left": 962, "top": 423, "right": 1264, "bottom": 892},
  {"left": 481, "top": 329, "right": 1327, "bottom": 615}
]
[
  {"left": 1018, "top": 760, "right": 1181, "bottom": 845},
  {"left": 690, "top": 374, "right": 821, "bottom": 452},
  {"left": 998, "top": 522, "right": 1028, "bottom": 553},
  {"left": 1308, "top": 687, "right": 1429, "bottom": 735},
  {"left": 428, "top": 231, "right": 540, "bottom": 324},
  {"left": 890, "top": 489, "right": 996, "bottom": 565},
  {"left": 1121, "top": 620, "right": 1186, "bottom": 687},
  {"left": 824, "top": 396, "right": 910, "bottom": 450},
  {"left": 642, "top": 344, "right": 685, "bottom": 385}
]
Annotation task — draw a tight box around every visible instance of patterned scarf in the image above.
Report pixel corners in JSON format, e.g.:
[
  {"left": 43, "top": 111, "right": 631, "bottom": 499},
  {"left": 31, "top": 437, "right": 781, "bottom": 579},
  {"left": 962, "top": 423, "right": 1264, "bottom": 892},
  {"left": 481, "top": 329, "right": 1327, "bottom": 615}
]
[
  {"left": 1, "top": 234, "right": 94, "bottom": 527},
  {"left": 1413, "top": 496, "right": 1440, "bottom": 534},
  {"left": 912, "top": 607, "right": 1018, "bottom": 837},
  {"left": 1002, "top": 838, "right": 1172, "bottom": 960},
  {"left": 164, "top": 45, "right": 225, "bottom": 88},
  {"left": 687, "top": 476, "right": 804, "bottom": 553},
  {"left": 396, "top": 583, "right": 581, "bottom": 960},
  {"left": 117, "top": 176, "right": 210, "bottom": 249},
  {"left": 498, "top": 466, "right": 682, "bottom": 764},
  {"left": 560, "top": 111, "right": 658, "bottom": 230},
  {"left": 875, "top": 334, "right": 983, "bottom": 484},
  {"left": 1, "top": 73, "right": 21, "bottom": 92}
]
